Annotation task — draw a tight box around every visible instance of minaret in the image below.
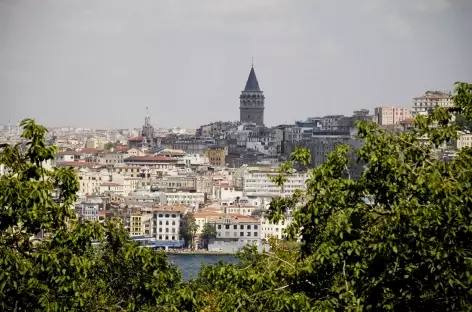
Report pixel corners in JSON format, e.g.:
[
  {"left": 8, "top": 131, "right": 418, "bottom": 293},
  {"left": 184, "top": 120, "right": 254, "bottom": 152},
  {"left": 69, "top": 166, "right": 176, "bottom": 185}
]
[{"left": 239, "top": 61, "right": 265, "bottom": 126}]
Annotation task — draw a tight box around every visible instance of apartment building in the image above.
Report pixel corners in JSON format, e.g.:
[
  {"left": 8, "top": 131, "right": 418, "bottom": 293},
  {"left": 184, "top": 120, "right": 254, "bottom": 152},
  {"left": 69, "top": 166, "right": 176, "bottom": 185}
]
[
  {"left": 260, "top": 215, "right": 292, "bottom": 240},
  {"left": 374, "top": 106, "right": 412, "bottom": 125},
  {"left": 224, "top": 205, "right": 258, "bottom": 216},
  {"left": 129, "top": 213, "right": 152, "bottom": 236},
  {"left": 211, "top": 214, "right": 260, "bottom": 243},
  {"left": 164, "top": 191, "right": 205, "bottom": 206},
  {"left": 205, "top": 146, "right": 228, "bottom": 167},
  {"left": 412, "top": 91, "right": 453, "bottom": 117},
  {"left": 79, "top": 201, "right": 100, "bottom": 221},
  {"left": 98, "top": 152, "right": 126, "bottom": 165},
  {"left": 242, "top": 169, "right": 308, "bottom": 197},
  {"left": 453, "top": 131, "right": 472, "bottom": 150},
  {"left": 151, "top": 206, "right": 188, "bottom": 241}
]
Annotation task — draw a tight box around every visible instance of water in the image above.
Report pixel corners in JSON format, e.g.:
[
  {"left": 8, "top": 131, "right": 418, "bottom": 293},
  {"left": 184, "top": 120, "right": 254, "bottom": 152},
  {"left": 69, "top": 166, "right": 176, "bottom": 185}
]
[{"left": 167, "top": 254, "right": 238, "bottom": 281}]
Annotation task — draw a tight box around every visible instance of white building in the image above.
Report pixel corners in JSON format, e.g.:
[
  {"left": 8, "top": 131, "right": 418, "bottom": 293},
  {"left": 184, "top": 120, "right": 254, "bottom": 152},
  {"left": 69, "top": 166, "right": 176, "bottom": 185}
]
[
  {"left": 224, "top": 205, "right": 258, "bottom": 216},
  {"left": 453, "top": 131, "right": 472, "bottom": 150},
  {"left": 99, "top": 152, "right": 126, "bottom": 165},
  {"left": 77, "top": 168, "right": 110, "bottom": 197},
  {"left": 99, "top": 182, "right": 124, "bottom": 196},
  {"left": 412, "top": 91, "right": 453, "bottom": 117},
  {"left": 260, "top": 215, "right": 292, "bottom": 240},
  {"left": 243, "top": 169, "right": 308, "bottom": 198},
  {"left": 55, "top": 151, "right": 80, "bottom": 163},
  {"left": 151, "top": 206, "right": 188, "bottom": 241},
  {"left": 207, "top": 214, "right": 263, "bottom": 252},
  {"left": 79, "top": 201, "right": 100, "bottom": 221},
  {"left": 165, "top": 191, "right": 205, "bottom": 207}
]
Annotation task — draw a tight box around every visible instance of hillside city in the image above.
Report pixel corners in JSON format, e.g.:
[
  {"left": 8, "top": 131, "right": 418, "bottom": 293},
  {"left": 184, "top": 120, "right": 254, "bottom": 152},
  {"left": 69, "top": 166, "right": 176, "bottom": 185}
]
[{"left": 0, "top": 64, "right": 466, "bottom": 253}]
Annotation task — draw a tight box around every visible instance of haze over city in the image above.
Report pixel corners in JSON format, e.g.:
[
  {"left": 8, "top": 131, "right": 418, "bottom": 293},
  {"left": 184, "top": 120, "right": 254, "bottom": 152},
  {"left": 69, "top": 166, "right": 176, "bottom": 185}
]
[{"left": 1, "top": 0, "right": 471, "bottom": 128}]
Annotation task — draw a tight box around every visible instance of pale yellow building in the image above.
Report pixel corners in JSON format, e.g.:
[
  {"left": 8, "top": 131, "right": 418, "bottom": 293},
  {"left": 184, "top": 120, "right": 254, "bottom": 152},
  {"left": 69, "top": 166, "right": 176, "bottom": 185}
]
[
  {"left": 130, "top": 213, "right": 152, "bottom": 236},
  {"left": 453, "top": 131, "right": 472, "bottom": 150},
  {"left": 204, "top": 146, "right": 228, "bottom": 167}
]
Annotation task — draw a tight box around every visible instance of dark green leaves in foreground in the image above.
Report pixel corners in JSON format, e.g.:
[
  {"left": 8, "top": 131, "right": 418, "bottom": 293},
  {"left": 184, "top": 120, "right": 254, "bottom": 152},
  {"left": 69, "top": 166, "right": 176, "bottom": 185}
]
[{"left": 2, "top": 82, "right": 472, "bottom": 311}]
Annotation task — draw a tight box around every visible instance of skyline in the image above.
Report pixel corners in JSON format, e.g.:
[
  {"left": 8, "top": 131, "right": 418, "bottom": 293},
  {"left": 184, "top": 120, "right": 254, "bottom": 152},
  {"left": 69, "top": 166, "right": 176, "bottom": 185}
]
[{"left": 1, "top": 0, "right": 472, "bottom": 128}]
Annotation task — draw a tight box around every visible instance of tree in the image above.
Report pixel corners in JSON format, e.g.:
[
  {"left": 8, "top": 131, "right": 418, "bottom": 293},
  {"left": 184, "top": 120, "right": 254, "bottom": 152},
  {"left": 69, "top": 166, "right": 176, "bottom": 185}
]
[
  {"left": 179, "top": 214, "right": 198, "bottom": 249},
  {"left": 265, "top": 82, "right": 472, "bottom": 311},
  {"left": 0, "top": 119, "right": 199, "bottom": 311},
  {"left": 200, "top": 223, "right": 217, "bottom": 250},
  {"left": 192, "top": 82, "right": 472, "bottom": 311},
  {"left": 104, "top": 141, "right": 116, "bottom": 151}
]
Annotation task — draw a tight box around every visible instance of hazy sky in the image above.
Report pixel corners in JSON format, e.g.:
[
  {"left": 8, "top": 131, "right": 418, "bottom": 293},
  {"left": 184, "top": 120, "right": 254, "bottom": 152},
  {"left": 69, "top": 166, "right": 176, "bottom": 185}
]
[{"left": 1, "top": 0, "right": 471, "bottom": 129}]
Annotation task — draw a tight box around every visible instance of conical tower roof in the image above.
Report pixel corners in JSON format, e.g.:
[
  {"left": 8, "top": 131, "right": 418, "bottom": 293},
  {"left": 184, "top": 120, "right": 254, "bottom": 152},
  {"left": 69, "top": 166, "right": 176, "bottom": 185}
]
[{"left": 244, "top": 66, "right": 261, "bottom": 92}]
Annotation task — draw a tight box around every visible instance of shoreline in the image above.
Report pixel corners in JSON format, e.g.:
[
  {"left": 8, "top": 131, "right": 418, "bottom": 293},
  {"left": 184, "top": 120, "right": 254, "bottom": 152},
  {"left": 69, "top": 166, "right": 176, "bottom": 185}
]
[{"left": 164, "top": 251, "right": 237, "bottom": 256}]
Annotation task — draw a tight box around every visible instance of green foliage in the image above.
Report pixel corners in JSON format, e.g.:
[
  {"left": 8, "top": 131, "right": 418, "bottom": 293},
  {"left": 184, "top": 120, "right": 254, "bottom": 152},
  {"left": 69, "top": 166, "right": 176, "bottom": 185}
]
[
  {"left": 263, "top": 82, "right": 472, "bottom": 311},
  {"left": 3, "top": 82, "right": 472, "bottom": 311},
  {"left": 0, "top": 119, "right": 196, "bottom": 311},
  {"left": 180, "top": 214, "right": 199, "bottom": 249},
  {"left": 104, "top": 141, "right": 116, "bottom": 151},
  {"left": 200, "top": 223, "right": 217, "bottom": 249}
]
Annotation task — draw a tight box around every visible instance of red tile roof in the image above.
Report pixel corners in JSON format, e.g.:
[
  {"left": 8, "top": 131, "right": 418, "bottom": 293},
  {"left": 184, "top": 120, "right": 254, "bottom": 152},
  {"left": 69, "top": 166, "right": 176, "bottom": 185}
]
[
  {"left": 56, "top": 161, "right": 100, "bottom": 167},
  {"left": 101, "top": 182, "right": 121, "bottom": 186},
  {"left": 125, "top": 156, "right": 177, "bottom": 162},
  {"left": 115, "top": 145, "right": 130, "bottom": 152},
  {"left": 80, "top": 148, "right": 101, "bottom": 154},
  {"left": 128, "top": 136, "right": 144, "bottom": 142},
  {"left": 56, "top": 151, "right": 81, "bottom": 155}
]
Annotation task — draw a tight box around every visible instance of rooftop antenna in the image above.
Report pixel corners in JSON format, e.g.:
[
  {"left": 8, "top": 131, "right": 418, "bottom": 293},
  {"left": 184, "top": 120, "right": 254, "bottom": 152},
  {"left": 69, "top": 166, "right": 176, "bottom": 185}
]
[
  {"left": 252, "top": 57, "right": 254, "bottom": 67},
  {"left": 8, "top": 118, "right": 11, "bottom": 137}
]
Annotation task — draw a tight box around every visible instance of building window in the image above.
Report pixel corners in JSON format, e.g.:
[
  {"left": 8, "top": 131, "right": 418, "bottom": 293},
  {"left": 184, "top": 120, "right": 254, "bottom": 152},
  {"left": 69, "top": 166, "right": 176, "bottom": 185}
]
[
  {"left": 159, "top": 228, "right": 162, "bottom": 232},
  {"left": 247, "top": 232, "right": 251, "bottom": 236},
  {"left": 254, "top": 232, "right": 258, "bottom": 236},
  {"left": 166, "top": 221, "right": 169, "bottom": 225},
  {"left": 165, "top": 235, "right": 168, "bottom": 240},
  {"left": 225, "top": 224, "right": 230, "bottom": 229},
  {"left": 165, "top": 228, "right": 169, "bottom": 233},
  {"left": 233, "top": 225, "right": 237, "bottom": 229},
  {"left": 159, "top": 221, "right": 162, "bottom": 225},
  {"left": 171, "top": 236, "right": 175, "bottom": 240},
  {"left": 254, "top": 225, "right": 258, "bottom": 229},
  {"left": 218, "top": 225, "right": 222, "bottom": 229},
  {"left": 172, "top": 214, "right": 176, "bottom": 218},
  {"left": 247, "top": 225, "right": 251, "bottom": 229},
  {"left": 159, "top": 214, "right": 163, "bottom": 217},
  {"left": 158, "top": 235, "right": 162, "bottom": 240},
  {"left": 240, "top": 232, "right": 244, "bottom": 236},
  {"left": 240, "top": 225, "right": 244, "bottom": 229}
]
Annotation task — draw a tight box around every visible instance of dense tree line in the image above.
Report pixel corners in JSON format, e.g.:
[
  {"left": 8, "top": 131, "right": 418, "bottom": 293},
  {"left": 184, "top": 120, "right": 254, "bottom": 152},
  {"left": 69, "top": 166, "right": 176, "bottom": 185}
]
[{"left": 1, "top": 82, "right": 472, "bottom": 311}]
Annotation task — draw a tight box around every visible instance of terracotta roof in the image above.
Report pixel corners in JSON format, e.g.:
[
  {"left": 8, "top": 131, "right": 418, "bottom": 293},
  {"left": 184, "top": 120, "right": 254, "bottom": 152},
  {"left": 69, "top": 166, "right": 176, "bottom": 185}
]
[
  {"left": 115, "top": 145, "right": 130, "bottom": 152},
  {"left": 128, "top": 136, "right": 144, "bottom": 142},
  {"left": 151, "top": 205, "right": 188, "bottom": 213},
  {"left": 192, "top": 211, "right": 222, "bottom": 218},
  {"left": 228, "top": 205, "right": 257, "bottom": 208},
  {"left": 56, "top": 151, "right": 81, "bottom": 156},
  {"left": 80, "top": 148, "right": 100, "bottom": 154},
  {"left": 125, "top": 156, "right": 177, "bottom": 162},
  {"left": 56, "top": 161, "right": 100, "bottom": 167},
  {"left": 101, "top": 182, "right": 121, "bottom": 186}
]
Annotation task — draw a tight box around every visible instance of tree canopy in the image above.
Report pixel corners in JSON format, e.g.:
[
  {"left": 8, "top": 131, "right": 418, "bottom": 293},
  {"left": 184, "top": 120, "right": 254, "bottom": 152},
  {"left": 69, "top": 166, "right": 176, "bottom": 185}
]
[
  {"left": 1, "top": 82, "right": 472, "bottom": 311},
  {"left": 200, "top": 223, "right": 217, "bottom": 249}
]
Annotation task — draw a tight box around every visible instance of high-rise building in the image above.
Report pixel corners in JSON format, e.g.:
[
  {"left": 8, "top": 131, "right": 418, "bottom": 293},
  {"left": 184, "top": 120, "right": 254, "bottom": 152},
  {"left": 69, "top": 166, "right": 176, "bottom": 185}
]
[
  {"left": 239, "top": 64, "right": 265, "bottom": 126},
  {"left": 374, "top": 106, "right": 412, "bottom": 125}
]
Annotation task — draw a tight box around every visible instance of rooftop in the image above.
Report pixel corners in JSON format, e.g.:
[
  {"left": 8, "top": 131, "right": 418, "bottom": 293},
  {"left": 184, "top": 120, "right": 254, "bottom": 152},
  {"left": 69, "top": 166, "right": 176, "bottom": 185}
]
[{"left": 243, "top": 66, "right": 261, "bottom": 92}]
